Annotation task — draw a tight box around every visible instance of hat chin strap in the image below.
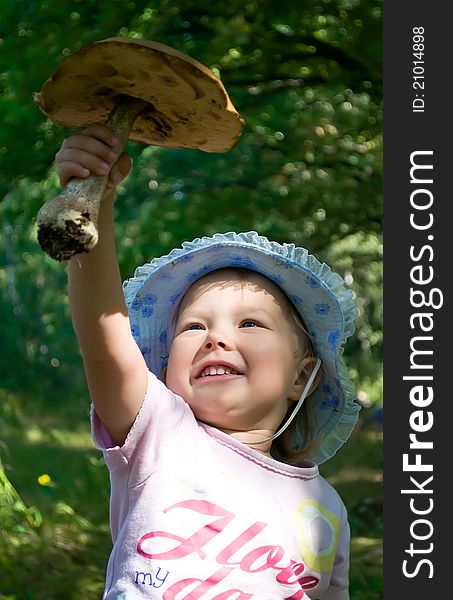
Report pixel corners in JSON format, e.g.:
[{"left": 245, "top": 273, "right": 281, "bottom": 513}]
[{"left": 248, "top": 357, "right": 322, "bottom": 445}]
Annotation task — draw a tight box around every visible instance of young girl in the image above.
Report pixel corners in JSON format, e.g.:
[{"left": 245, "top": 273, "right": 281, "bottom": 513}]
[{"left": 58, "top": 125, "right": 360, "bottom": 599}]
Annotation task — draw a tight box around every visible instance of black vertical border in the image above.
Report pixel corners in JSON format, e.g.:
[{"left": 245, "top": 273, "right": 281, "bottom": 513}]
[{"left": 384, "top": 2, "right": 450, "bottom": 597}]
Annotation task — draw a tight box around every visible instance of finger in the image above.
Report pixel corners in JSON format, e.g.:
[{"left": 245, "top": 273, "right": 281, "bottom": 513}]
[
  {"left": 107, "top": 153, "right": 133, "bottom": 188},
  {"left": 60, "top": 134, "right": 119, "bottom": 164},
  {"left": 58, "top": 161, "right": 92, "bottom": 188},
  {"left": 56, "top": 147, "right": 115, "bottom": 179},
  {"left": 79, "top": 124, "right": 120, "bottom": 147}
]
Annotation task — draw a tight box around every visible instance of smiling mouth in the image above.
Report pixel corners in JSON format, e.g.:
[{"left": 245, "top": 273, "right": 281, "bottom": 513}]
[{"left": 198, "top": 365, "right": 242, "bottom": 378}]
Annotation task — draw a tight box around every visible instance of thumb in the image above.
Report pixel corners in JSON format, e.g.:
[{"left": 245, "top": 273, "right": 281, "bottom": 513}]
[{"left": 106, "top": 152, "right": 132, "bottom": 188}]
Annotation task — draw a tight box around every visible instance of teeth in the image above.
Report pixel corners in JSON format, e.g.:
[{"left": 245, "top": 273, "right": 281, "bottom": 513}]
[{"left": 200, "top": 365, "right": 239, "bottom": 377}]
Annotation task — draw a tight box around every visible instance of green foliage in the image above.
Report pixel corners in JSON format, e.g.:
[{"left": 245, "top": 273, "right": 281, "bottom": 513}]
[
  {"left": 1, "top": 0, "right": 382, "bottom": 396},
  {"left": 0, "top": 455, "right": 43, "bottom": 534},
  {"left": 1, "top": 1, "right": 382, "bottom": 597}
]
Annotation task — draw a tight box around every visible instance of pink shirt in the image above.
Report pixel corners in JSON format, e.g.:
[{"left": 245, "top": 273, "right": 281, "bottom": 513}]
[{"left": 92, "top": 371, "right": 350, "bottom": 599}]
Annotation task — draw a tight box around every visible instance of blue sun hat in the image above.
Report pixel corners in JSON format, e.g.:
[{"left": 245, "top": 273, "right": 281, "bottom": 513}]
[{"left": 123, "top": 231, "right": 360, "bottom": 464}]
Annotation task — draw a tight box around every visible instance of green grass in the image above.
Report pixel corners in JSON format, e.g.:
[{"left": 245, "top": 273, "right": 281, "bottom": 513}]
[{"left": 1, "top": 391, "right": 382, "bottom": 599}]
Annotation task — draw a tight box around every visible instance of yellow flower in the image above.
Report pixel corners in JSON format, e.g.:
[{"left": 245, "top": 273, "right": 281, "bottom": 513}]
[{"left": 37, "top": 473, "right": 52, "bottom": 486}]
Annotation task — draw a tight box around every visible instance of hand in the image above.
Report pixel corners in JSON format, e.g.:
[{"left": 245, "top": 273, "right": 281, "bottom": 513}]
[{"left": 55, "top": 124, "right": 132, "bottom": 190}]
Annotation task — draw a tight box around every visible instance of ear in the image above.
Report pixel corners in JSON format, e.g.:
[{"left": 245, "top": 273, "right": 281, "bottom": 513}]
[{"left": 288, "top": 356, "right": 322, "bottom": 402}]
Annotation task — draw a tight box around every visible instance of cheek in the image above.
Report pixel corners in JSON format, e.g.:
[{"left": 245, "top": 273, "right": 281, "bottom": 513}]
[
  {"left": 166, "top": 365, "right": 186, "bottom": 398},
  {"left": 251, "top": 336, "right": 293, "bottom": 364},
  {"left": 249, "top": 342, "right": 297, "bottom": 386},
  {"left": 166, "top": 338, "right": 195, "bottom": 390},
  {"left": 166, "top": 344, "right": 185, "bottom": 387}
]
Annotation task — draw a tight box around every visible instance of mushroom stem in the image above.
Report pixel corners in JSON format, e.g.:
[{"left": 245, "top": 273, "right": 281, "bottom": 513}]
[{"left": 36, "top": 96, "right": 147, "bottom": 261}]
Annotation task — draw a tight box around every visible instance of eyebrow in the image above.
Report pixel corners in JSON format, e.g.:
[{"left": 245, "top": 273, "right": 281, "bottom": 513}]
[{"left": 237, "top": 306, "right": 276, "bottom": 316}]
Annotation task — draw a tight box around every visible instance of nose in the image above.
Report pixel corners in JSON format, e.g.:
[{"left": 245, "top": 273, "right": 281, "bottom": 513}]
[
  {"left": 204, "top": 330, "right": 231, "bottom": 350},
  {"left": 206, "top": 340, "right": 226, "bottom": 349}
]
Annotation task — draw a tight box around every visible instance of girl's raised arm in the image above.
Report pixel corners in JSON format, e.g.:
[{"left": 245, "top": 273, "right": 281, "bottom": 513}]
[{"left": 63, "top": 125, "right": 148, "bottom": 446}]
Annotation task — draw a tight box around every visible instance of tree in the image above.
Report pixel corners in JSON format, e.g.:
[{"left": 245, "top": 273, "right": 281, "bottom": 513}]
[{"left": 0, "top": 0, "right": 382, "bottom": 406}]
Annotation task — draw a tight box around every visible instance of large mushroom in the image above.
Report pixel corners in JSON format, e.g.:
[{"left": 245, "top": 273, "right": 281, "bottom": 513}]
[{"left": 33, "top": 37, "right": 244, "bottom": 261}]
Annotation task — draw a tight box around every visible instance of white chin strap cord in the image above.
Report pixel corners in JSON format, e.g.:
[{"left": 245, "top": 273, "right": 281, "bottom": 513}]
[{"left": 248, "top": 357, "right": 322, "bottom": 445}]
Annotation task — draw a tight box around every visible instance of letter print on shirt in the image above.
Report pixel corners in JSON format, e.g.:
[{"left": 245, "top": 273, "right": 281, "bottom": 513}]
[{"left": 134, "top": 499, "right": 320, "bottom": 597}]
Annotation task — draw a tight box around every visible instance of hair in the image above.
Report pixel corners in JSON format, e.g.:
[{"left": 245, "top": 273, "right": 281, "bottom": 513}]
[
  {"left": 196, "top": 267, "right": 322, "bottom": 464},
  {"left": 271, "top": 300, "right": 322, "bottom": 465}
]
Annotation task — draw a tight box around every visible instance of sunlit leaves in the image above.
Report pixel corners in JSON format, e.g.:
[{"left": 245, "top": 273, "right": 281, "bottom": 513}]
[{"left": 1, "top": 0, "right": 382, "bottom": 405}]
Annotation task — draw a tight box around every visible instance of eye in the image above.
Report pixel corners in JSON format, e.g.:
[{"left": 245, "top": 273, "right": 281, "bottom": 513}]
[
  {"left": 240, "top": 319, "right": 258, "bottom": 328},
  {"left": 185, "top": 323, "right": 205, "bottom": 331}
]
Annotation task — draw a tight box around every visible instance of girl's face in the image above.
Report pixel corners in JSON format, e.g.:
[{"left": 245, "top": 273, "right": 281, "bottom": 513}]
[{"left": 166, "top": 270, "right": 308, "bottom": 443}]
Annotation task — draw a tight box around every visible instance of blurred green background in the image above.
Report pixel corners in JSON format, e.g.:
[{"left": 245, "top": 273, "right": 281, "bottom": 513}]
[{"left": 0, "top": 0, "right": 382, "bottom": 598}]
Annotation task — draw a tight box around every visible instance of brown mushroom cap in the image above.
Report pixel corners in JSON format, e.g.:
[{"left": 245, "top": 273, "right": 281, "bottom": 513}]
[{"left": 33, "top": 38, "right": 244, "bottom": 152}]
